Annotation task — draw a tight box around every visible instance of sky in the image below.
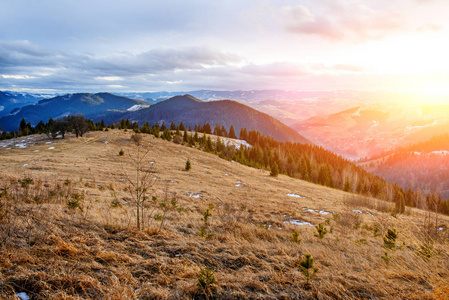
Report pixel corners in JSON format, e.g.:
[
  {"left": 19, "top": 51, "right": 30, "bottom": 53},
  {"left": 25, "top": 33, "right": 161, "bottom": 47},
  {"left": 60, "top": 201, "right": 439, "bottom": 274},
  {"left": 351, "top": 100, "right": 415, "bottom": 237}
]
[{"left": 1, "top": 0, "right": 449, "bottom": 98}]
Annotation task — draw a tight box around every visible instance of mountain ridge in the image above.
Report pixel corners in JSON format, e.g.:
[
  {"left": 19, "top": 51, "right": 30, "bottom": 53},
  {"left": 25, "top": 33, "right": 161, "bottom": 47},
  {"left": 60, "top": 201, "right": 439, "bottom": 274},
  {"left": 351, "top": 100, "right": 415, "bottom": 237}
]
[
  {"left": 0, "top": 93, "right": 145, "bottom": 131},
  {"left": 112, "top": 94, "right": 310, "bottom": 144}
]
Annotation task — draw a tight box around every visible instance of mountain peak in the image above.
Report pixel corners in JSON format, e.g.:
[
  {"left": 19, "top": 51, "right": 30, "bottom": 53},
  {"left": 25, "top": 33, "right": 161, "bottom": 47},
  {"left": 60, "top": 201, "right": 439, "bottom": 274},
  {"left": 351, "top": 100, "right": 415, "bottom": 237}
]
[{"left": 168, "top": 94, "right": 203, "bottom": 103}]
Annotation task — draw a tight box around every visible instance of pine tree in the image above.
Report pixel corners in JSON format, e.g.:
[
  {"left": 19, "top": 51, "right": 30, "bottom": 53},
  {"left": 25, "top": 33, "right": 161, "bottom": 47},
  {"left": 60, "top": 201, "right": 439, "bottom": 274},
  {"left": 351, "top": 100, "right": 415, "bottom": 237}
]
[
  {"left": 19, "top": 118, "right": 27, "bottom": 135},
  {"left": 239, "top": 127, "right": 248, "bottom": 140},
  {"left": 179, "top": 121, "right": 186, "bottom": 131},
  {"left": 314, "top": 223, "right": 328, "bottom": 239},
  {"left": 220, "top": 125, "right": 227, "bottom": 137},
  {"left": 298, "top": 254, "right": 318, "bottom": 286},
  {"left": 125, "top": 118, "right": 131, "bottom": 129},
  {"left": 270, "top": 162, "right": 279, "bottom": 177},
  {"left": 204, "top": 123, "right": 212, "bottom": 134},
  {"left": 383, "top": 228, "right": 398, "bottom": 249},
  {"left": 228, "top": 125, "right": 237, "bottom": 139},
  {"left": 393, "top": 188, "right": 405, "bottom": 215},
  {"left": 185, "top": 159, "right": 191, "bottom": 171},
  {"left": 213, "top": 123, "right": 221, "bottom": 136},
  {"left": 343, "top": 177, "right": 352, "bottom": 192}
]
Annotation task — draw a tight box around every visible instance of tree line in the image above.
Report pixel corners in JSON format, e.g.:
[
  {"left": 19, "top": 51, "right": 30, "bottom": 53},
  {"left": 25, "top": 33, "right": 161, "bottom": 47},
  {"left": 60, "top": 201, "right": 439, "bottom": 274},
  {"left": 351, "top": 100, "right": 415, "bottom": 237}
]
[{"left": 2, "top": 115, "right": 448, "bottom": 216}]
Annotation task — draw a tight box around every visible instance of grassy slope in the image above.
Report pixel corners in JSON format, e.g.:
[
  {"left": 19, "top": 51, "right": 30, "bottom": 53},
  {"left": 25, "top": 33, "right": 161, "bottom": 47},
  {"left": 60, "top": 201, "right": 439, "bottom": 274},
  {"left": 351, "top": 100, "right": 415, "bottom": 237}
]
[{"left": 0, "top": 130, "right": 448, "bottom": 299}]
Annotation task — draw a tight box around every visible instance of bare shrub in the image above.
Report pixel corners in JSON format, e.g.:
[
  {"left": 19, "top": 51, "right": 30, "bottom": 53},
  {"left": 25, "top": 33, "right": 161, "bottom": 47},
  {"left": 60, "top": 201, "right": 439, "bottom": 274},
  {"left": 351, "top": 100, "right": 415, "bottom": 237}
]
[
  {"left": 343, "top": 194, "right": 375, "bottom": 210},
  {"left": 336, "top": 211, "right": 364, "bottom": 234}
]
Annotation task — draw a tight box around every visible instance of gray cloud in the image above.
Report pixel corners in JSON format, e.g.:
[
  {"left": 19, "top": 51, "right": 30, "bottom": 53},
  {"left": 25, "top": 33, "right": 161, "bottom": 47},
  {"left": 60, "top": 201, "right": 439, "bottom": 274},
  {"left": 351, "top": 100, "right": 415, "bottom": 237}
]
[
  {"left": 88, "top": 47, "right": 241, "bottom": 76},
  {"left": 0, "top": 40, "right": 244, "bottom": 92}
]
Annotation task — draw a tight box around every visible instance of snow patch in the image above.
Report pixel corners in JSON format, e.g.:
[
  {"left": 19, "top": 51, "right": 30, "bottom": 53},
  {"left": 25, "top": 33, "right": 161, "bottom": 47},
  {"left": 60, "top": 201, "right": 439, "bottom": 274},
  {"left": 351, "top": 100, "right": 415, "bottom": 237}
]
[
  {"left": 406, "top": 120, "right": 438, "bottom": 131},
  {"left": 189, "top": 193, "right": 201, "bottom": 198},
  {"left": 16, "top": 293, "right": 30, "bottom": 300},
  {"left": 287, "top": 193, "right": 305, "bottom": 198},
  {"left": 23, "top": 163, "right": 28, "bottom": 167},
  {"left": 303, "top": 208, "right": 331, "bottom": 215},
  {"left": 430, "top": 150, "right": 449, "bottom": 155},
  {"left": 352, "top": 209, "right": 363, "bottom": 214},
  {"left": 15, "top": 143, "right": 27, "bottom": 148},
  {"left": 212, "top": 137, "right": 252, "bottom": 150},
  {"left": 285, "top": 220, "right": 313, "bottom": 226},
  {"left": 127, "top": 104, "right": 143, "bottom": 111},
  {"left": 351, "top": 107, "right": 362, "bottom": 117},
  {"left": 48, "top": 146, "right": 55, "bottom": 149}
]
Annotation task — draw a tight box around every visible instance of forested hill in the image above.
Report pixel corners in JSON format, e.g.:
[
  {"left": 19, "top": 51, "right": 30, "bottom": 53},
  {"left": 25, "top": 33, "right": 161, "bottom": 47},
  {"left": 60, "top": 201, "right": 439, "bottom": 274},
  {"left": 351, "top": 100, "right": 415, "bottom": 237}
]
[
  {"left": 0, "top": 93, "right": 145, "bottom": 132},
  {"left": 103, "top": 95, "right": 310, "bottom": 144},
  {"left": 360, "top": 133, "right": 449, "bottom": 198}
]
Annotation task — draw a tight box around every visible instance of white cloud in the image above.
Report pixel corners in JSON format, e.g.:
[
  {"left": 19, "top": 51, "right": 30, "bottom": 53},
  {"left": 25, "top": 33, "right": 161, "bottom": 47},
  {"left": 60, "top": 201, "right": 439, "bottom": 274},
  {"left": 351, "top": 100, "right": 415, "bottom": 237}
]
[
  {"left": 2, "top": 74, "right": 35, "bottom": 79},
  {"left": 95, "top": 76, "right": 123, "bottom": 81}
]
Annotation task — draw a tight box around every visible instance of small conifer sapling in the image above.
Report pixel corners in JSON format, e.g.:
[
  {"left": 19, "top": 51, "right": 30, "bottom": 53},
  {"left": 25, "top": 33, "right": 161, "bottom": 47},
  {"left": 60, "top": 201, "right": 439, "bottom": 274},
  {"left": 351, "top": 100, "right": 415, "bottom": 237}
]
[{"left": 298, "top": 254, "right": 318, "bottom": 287}]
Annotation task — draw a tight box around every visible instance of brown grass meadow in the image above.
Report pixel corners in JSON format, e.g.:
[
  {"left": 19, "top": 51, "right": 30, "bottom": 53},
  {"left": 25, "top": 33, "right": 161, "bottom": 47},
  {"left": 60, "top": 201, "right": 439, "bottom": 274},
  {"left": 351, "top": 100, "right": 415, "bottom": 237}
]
[{"left": 0, "top": 130, "right": 448, "bottom": 299}]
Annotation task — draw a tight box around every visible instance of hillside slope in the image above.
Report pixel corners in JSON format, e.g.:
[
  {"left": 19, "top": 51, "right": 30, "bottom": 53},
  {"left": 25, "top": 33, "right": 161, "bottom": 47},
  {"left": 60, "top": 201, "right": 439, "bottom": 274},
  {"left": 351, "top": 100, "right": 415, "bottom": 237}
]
[
  {"left": 0, "top": 93, "right": 145, "bottom": 131},
  {"left": 0, "top": 130, "right": 448, "bottom": 299},
  {"left": 110, "top": 95, "right": 310, "bottom": 144},
  {"left": 359, "top": 133, "right": 449, "bottom": 198}
]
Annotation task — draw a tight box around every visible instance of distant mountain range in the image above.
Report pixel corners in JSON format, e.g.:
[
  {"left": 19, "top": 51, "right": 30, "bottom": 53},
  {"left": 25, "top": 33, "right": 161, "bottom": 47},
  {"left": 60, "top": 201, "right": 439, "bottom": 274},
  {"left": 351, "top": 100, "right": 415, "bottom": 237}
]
[
  {"left": 293, "top": 104, "right": 449, "bottom": 159},
  {"left": 117, "top": 90, "right": 372, "bottom": 125},
  {"left": 0, "top": 89, "right": 383, "bottom": 127},
  {"left": 0, "top": 93, "right": 145, "bottom": 131},
  {"left": 0, "top": 91, "right": 51, "bottom": 117},
  {"left": 0, "top": 93, "right": 309, "bottom": 144}
]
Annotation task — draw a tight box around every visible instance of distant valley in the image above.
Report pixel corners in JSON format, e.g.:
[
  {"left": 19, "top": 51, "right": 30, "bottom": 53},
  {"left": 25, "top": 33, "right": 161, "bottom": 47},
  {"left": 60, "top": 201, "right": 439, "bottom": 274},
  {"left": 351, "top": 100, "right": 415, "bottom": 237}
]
[{"left": 293, "top": 104, "right": 449, "bottom": 159}]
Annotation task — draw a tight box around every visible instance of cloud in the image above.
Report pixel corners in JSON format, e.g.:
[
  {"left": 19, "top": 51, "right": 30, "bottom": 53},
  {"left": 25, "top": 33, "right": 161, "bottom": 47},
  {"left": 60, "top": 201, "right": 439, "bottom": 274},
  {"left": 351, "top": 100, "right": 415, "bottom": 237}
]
[
  {"left": 0, "top": 41, "right": 241, "bottom": 77},
  {"left": 2, "top": 74, "right": 35, "bottom": 79},
  {"left": 95, "top": 76, "right": 123, "bottom": 81},
  {"left": 0, "top": 40, "right": 244, "bottom": 92},
  {"left": 417, "top": 23, "right": 444, "bottom": 32},
  {"left": 281, "top": 3, "right": 405, "bottom": 41},
  {"left": 0, "top": 40, "right": 57, "bottom": 68},
  {"left": 89, "top": 47, "right": 241, "bottom": 76}
]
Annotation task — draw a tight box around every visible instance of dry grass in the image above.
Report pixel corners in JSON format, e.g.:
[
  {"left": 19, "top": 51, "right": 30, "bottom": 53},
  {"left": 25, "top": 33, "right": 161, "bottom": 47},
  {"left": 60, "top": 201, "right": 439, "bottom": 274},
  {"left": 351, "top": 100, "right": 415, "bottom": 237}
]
[{"left": 0, "top": 130, "right": 448, "bottom": 299}]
